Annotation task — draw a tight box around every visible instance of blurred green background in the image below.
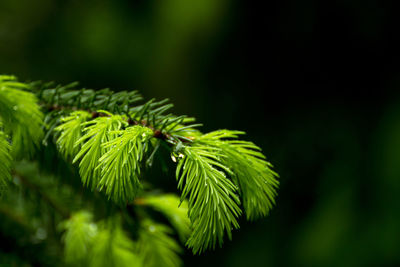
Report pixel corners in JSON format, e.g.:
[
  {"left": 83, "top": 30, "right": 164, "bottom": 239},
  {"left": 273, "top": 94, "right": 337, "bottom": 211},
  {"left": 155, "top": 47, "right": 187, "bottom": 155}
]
[{"left": 1, "top": 0, "right": 400, "bottom": 266}]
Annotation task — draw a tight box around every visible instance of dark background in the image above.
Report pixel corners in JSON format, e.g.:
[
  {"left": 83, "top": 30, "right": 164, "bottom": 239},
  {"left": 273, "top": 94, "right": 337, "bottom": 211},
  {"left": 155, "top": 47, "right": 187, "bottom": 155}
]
[{"left": 1, "top": 0, "right": 400, "bottom": 266}]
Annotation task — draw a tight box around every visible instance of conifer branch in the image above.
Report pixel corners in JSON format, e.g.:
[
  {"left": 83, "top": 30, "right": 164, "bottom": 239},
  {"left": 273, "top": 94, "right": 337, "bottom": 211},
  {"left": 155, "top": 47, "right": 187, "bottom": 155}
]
[
  {"left": 197, "top": 130, "right": 279, "bottom": 220},
  {"left": 97, "top": 125, "right": 153, "bottom": 203},
  {"left": 59, "top": 211, "right": 97, "bottom": 265},
  {"left": 0, "top": 125, "right": 12, "bottom": 196},
  {"left": 0, "top": 74, "right": 279, "bottom": 258},
  {"left": 175, "top": 144, "right": 242, "bottom": 254},
  {"left": 72, "top": 113, "right": 126, "bottom": 189},
  {"left": 0, "top": 76, "right": 44, "bottom": 158}
]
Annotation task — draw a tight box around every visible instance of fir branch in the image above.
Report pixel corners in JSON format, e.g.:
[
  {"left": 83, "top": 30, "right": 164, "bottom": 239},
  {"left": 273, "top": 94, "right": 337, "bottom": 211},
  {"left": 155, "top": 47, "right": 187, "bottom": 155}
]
[
  {"left": 0, "top": 75, "right": 280, "bottom": 259},
  {"left": 60, "top": 211, "right": 98, "bottom": 265},
  {"left": 55, "top": 111, "right": 91, "bottom": 159},
  {"left": 175, "top": 144, "right": 242, "bottom": 254},
  {"left": 90, "top": 221, "right": 142, "bottom": 267},
  {"left": 0, "top": 125, "right": 12, "bottom": 195},
  {"left": 0, "top": 76, "right": 44, "bottom": 158},
  {"left": 97, "top": 125, "right": 153, "bottom": 203},
  {"left": 197, "top": 130, "right": 279, "bottom": 220},
  {"left": 72, "top": 113, "right": 126, "bottom": 189},
  {"left": 33, "top": 80, "right": 202, "bottom": 144},
  {"left": 35, "top": 82, "right": 142, "bottom": 114}
]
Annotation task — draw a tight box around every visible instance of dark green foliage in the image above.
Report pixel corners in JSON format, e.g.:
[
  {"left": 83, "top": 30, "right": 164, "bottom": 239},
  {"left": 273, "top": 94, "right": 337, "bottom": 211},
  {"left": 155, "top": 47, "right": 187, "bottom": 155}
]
[
  {"left": 0, "top": 123, "right": 12, "bottom": 195},
  {"left": 0, "top": 76, "right": 43, "bottom": 158},
  {"left": 60, "top": 211, "right": 183, "bottom": 267}
]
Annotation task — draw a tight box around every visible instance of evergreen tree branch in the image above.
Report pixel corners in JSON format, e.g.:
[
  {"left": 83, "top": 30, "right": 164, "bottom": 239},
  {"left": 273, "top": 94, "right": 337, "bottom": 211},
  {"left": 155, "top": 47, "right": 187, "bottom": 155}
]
[
  {"left": 97, "top": 125, "right": 154, "bottom": 203},
  {"left": 0, "top": 125, "right": 12, "bottom": 196},
  {"left": 175, "top": 144, "right": 242, "bottom": 254},
  {"left": 0, "top": 76, "right": 44, "bottom": 158},
  {"left": 197, "top": 130, "right": 279, "bottom": 220},
  {"left": 55, "top": 111, "right": 91, "bottom": 159},
  {"left": 59, "top": 211, "right": 98, "bottom": 265},
  {"left": 0, "top": 74, "right": 279, "bottom": 259},
  {"left": 72, "top": 113, "right": 126, "bottom": 190},
  {"left": 89, "top": 219, "right": 142, "bottom": 267}
]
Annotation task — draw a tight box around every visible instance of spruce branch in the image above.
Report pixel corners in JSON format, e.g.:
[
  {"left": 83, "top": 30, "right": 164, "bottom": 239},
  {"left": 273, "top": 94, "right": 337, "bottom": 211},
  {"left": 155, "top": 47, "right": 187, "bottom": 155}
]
[
  {"left": 89, "top": 220, "right": 141, "bottom": 267},
  {"left": 175, "top": 144, "right": 242, "bottom": 254},
  {"left": 0, "top": 124, "right": 12, "bottom": 196},
  {"left": 0, "top": 74, "right": 279, "bottom": 258},
  {"left": 55, "top": 111, "right": 91, "bottom": 159},
  {"left": 97, "top": 125, "right": 153, "bottom": 203},
  {"left": 197, "top": 130, "right": 279, "bottom": 220},
  {"left": 72, "top": 113, "right": 126, "bottom": 190},
  {"left": 0, "top": 76, "right": 44, "bottom": 158},
  {"left": 59, "top": 211, "right": 98, "bottom": 265},
  {"left": 60, "top": 212, "right": 183, "bottom": 267}
]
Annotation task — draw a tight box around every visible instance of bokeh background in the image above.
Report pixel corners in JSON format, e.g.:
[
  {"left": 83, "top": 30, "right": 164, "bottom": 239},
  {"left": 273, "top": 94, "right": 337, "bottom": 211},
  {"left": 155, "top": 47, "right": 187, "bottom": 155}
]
[{"left": 1, "top": 0, "right": 400, "bottom": 266}]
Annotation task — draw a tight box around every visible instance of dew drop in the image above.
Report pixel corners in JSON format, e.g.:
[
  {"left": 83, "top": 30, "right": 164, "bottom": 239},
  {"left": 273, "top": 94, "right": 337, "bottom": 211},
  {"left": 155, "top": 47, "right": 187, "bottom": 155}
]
[{"left": 171, "top": 155, "right": 177, "bottom": 162}]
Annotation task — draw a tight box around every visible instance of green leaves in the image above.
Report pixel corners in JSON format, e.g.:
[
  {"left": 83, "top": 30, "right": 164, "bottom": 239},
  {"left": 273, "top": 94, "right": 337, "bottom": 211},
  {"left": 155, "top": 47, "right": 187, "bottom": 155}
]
[
  {"left": 198, "top": 130, "right": 279, "bottom": 220},
  {"left": 72, "top": 114, "right": 126, "bottom": 189},
  {"left": 60, "top": 213, "right": 140, "bottom": 267},
  {"left": 36, "top": 82, "right": 143, "bottom": 114},
  {"left": 90, "top": 223, "right": 141, "bottom": 267},
  {"left": 60, "top": 212, "right": 182, "bottom": 267},
  {"left": 0, "top": 125, "right": 12, "bottom": 195},
  {"left": 0, "top": 75, "right": 44, "bottom": 196},
  {"left": 176, "top": 144, "right": 242, "bottom": 254},
  {"left": 55, "top": 111, "right": 154, "bottom": 203},
  {"left": 0, "top": 75, "right": 44, "bottom": 158},
  {"left": 55, "top": 111, "right": 91, "bottom": 159},
  {"left": 173, "top": 130, "right": 279, "bottom": 253},
  {"left": 97, "top": 125, "right": 153, "bottom": 203},
  {"left": 0, "top": 74, "right": 280, "bottom": 265},
  {"left": 35, "top": 77, "right": 279, "bottom": 256},
  {"left": 59, "top": 211, "right": 98, "bottom": 265}
]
